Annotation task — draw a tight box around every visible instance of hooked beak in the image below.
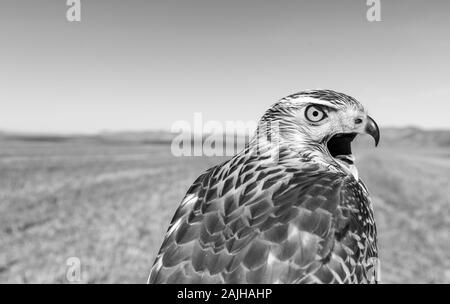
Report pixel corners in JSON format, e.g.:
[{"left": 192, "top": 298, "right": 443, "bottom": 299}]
[{"left": 365, "top": 116, "right": 380, "bottom": 147}]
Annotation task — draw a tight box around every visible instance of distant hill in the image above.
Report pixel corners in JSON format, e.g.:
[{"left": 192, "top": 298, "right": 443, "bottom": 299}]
[
  {"left": 1, "top": 127, "right": 449, "bottom": 148},
  {"left": 379, "top": 127, "right": 450, "bottom": 148}
]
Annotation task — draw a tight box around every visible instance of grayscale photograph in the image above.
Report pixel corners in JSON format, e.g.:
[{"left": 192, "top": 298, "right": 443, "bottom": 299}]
[{"left": 0, "top": 0, "right": 449, "bottom": 287}]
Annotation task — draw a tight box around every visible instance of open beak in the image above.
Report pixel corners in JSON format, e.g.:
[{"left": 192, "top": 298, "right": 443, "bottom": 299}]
[
  {"left": 326, "top": 115, "right": 380, "bottom": 180},
  {"left": 365, "top": 116, "right": 380, "bottom": 147}
]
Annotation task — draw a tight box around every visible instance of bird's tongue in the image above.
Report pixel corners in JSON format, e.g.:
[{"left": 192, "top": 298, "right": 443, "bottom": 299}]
[{"left": 327, "top": 133, "right": 356, "bottom": 159}]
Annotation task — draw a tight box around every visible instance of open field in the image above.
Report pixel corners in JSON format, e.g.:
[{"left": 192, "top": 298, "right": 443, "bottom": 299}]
[{"left": 0, "top": 131, "right": 449, "bottom": 283}]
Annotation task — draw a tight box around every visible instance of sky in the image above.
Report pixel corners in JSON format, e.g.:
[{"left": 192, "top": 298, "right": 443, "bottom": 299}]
[{"left": 0, "top": 0, "right": 449, "bottom": 134}]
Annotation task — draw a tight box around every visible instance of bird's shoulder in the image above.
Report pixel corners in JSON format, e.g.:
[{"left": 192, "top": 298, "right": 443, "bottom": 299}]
[{"left": 182, "top": 153, "right": 367, "bottom": 217}]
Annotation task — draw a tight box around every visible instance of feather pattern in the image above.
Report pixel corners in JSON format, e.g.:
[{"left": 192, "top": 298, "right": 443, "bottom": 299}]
[{"left": 149, "top": 150, "right": 378, "bottom": 283}]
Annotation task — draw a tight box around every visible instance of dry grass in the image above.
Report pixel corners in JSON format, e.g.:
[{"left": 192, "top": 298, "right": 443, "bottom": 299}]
[
  {"left": 0, "top": 137, "right": 448, "bottom": 283},
  {"left": 356, "top": 146, "right": 450, "bottom": 283}
]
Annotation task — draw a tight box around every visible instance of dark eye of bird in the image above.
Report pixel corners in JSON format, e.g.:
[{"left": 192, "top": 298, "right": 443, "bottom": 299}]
[{"left": 305, "top": 105, "right": 327, "bottom": 122}]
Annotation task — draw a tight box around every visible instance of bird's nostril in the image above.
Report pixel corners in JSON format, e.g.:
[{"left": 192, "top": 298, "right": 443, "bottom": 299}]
[{"left": 355, "top": 118, "right": 363, "bottom": 125}]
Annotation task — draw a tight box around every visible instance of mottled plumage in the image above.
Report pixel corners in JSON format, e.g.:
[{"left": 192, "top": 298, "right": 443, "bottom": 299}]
[{"left": 149, "top": 89, "right": 380, "bottom": 284}]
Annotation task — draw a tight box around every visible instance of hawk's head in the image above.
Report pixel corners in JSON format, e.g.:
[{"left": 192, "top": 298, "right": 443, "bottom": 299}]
[{"left": 256, "top": 89, "right": 380, "bottom": 179}]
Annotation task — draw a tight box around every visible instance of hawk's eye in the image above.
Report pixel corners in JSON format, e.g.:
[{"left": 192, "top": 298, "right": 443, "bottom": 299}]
[{"left": 305, "top": 105, "right": 327, "bottom": 122}]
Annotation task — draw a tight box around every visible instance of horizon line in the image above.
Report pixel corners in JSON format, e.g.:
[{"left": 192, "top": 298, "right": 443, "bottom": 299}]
[{"left": 1, "top": 125, "right": 449, "bottom": 137}]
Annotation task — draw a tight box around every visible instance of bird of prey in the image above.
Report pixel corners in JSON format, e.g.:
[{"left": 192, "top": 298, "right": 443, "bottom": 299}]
[{"left": 148, "top": 89, "right": 380, "bottom": 284}]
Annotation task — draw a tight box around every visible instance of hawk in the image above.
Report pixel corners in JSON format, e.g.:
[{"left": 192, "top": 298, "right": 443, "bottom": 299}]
[{"left": 148, "top": 90, "right": 380, "bottom": 284}]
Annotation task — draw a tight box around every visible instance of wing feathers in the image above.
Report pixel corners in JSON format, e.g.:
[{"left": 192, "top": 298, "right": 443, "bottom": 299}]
[{"left": 149, "top": 157, "right": 378, "bottom": 284}]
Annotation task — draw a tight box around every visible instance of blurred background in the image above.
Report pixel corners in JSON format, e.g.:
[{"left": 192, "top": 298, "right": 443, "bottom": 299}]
[{"left": 0, "top": 0, "right": 449, "bottom": 283}]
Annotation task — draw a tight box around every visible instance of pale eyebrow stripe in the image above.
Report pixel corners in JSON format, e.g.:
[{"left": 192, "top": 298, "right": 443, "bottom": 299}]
[{"left": 306, "top": 100, "right": 340, "bottom": 110}]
